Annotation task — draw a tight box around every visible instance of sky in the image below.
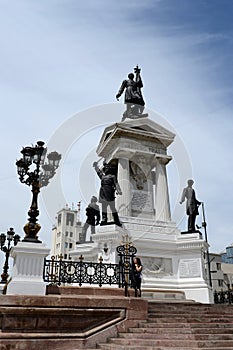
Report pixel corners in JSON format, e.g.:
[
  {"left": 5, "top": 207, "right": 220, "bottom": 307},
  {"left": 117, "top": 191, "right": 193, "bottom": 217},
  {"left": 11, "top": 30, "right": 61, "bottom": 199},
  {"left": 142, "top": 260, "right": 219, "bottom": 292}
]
[{"left": 0, "top": 0, "right": 233, "bottom": 263}]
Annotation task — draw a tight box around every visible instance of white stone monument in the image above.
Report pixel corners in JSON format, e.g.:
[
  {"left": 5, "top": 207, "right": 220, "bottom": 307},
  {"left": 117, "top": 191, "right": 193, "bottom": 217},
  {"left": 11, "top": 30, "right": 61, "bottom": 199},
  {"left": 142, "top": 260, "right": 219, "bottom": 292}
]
[{"left": 70, "top": 117, "right": 212, "bottom": 303}]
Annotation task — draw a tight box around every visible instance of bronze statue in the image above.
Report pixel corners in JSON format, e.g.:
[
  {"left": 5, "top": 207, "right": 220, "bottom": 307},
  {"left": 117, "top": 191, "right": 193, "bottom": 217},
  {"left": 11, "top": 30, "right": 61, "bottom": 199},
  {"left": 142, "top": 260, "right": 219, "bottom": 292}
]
[
  {"left": 79, "top": 196, "right": 100, "bottom": 243},
  {"left": 116, "top": 65, "right": 147, "bottom": 121},
  {"left": 93, "top": 161, "right": 122, "bottom": 226},
  {"left": 180, "top": 179, "right": 201, "bottom": 232}
]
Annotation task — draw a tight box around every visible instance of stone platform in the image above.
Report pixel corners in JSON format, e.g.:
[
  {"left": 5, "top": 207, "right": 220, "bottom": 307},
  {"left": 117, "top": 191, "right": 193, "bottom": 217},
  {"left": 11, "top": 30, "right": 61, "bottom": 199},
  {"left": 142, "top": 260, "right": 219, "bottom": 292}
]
[{"left": 0, "top": 287, "right": 147, "bottom": 350}]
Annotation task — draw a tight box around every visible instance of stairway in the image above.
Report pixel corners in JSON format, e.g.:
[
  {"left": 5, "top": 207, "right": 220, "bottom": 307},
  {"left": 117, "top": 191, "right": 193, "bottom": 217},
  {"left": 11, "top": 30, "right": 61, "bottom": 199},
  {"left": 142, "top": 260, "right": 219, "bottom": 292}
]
[{"left": 96, "top": 301, "right": 233, "bottom": 350}]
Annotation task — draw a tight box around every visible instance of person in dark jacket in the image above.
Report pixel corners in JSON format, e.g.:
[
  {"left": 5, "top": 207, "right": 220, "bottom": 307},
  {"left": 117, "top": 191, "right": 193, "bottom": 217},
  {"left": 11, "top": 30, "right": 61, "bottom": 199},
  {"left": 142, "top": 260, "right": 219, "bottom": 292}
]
[{"left": 131, "top": 257, "right": 143, "bottom": 297}]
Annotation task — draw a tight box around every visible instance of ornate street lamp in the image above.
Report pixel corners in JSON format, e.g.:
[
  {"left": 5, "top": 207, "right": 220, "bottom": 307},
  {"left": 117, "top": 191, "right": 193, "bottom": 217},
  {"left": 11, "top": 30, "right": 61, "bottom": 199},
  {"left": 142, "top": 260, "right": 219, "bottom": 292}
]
[
  {"left": 0, "top": 228, "right": 20, "bottom": 283},
  {"left": 16, "top": 141, "right": 61, "bottom": 243}
]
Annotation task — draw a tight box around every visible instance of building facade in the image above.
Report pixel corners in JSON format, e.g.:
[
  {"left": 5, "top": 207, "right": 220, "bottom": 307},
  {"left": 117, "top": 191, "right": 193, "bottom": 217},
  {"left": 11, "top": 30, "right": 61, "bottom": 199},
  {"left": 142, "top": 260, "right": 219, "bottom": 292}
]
[
  {"left": 209, "top": 251, "right": 233, "bottom": 291},
  {"left": 51, "top": 205, "right": 83, "bottom": 260}
]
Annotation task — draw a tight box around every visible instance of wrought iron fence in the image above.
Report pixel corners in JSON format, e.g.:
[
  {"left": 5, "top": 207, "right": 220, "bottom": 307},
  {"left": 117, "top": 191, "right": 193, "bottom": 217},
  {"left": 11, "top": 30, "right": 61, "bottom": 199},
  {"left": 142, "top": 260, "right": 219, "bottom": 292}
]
[
  {"left": 43, "top": 234, "right": 138, "bottom": 296},
  {"left": 214, "top": 290, "right": 233, "bottom": 304},
  {"left": 43, "top": 255, "right": 123, "bottom": 287}
]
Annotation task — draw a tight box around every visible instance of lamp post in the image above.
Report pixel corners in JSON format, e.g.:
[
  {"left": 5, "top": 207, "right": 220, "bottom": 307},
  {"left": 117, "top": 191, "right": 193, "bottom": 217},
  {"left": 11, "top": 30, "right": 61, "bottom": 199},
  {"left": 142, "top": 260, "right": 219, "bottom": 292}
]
[
  {"left": 16, "top": 141, "right": 61, "bottom": 243},
  {"left": 0, "top": 228, "right": 20, "bottom": 283}
]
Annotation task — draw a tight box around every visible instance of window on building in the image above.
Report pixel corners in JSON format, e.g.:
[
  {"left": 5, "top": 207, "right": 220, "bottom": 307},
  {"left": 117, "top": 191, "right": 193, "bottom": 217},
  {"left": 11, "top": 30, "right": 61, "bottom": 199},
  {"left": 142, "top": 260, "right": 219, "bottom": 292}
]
[
  {"left": 216, "top": 263, "right": 221, "bottom": 270},
  {"left": 66, "top": 213, "right": 74, "bottom": 226},
  {"left": 64, "top": 254, "right": 67, "bottom": 259},
  {"left": 58, "top": 213, "right": 62, "bottom": 225},
  {"left": 65, "top": 242, "right": 68, "bottom": 248},
  {"left": 56, "top": 243, "right": 60, "bottom": 249},
  {"left": 57, "top": 232, "right": 61, "bottom": 238},
  {"left": 70, "top": 232, "right": 73, "bottom": 237},
  {"left": 65, "top": 231, "right": 69, "bottom": 236},
  {"left": 69, "top": 243, "right": 73, "bottom": 249},
  {"left": 218, "top": 280, "right": 223, "bottom": 287}
]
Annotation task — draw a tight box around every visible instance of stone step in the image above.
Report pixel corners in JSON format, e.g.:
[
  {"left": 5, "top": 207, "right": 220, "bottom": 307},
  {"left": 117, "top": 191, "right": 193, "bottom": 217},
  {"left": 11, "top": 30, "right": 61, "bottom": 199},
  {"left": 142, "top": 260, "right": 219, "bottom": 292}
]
[
  {"left": 98, "top": 348, "right": 233, "bottom": 350},
  {"left": 99, "top": 348, "right": 233, "bottom": 350},
  {"left": 97, "top": 345, "right": 200, "bottom": 350},
  {"left": 148, "top": 305, "right": 233, "bottom": 311},
  {"left": 140, "top": 321, "right": 233, "bottom": 328},
  {"left": 138, "top": 321, "right": 191, "bottom": 328},
  {"left": 107, "top": 338, "right": 200, "bottom": 346},
  {"left": 148, "top": 316, "right": 233, "bottom": 323},
  {"left": 148, "top": 309, "right": 233, "bottom": 315},
  {"left": 129, "top": 326, "right": 233, "bottom": 334},
  {"left": 129, "top": 327, "right": 193, "bottom": 334},
  {"left": 103, "top": 338, "right": 233, "bottom": 347},
  {"left": 119, "top": 332, "right": 233, "bottom": 340},
  {"left": 149, "top": 305, "right": 233, "bottom": 309},
  {"left": 119, "top": 332, "right": 195, "bottom": 340},
  {"left": 148, "top": 311, "right": 233, "bottom": 316},
  {"left": 148, "top": 314, "right": 233, "bottom": 320}
]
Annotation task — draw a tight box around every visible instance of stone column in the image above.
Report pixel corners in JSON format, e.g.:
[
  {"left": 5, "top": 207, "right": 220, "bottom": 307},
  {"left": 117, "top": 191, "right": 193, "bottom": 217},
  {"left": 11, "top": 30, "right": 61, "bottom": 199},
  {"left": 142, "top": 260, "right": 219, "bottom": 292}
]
[
  {"left": 155, "top": 156, "right": 171, "bottom": 222},
  {"left": 7, "top": 242, "right": 50, "bottom": 295},
  {"left": 116, "top": 158, "right": 131, "bottom": 217}
]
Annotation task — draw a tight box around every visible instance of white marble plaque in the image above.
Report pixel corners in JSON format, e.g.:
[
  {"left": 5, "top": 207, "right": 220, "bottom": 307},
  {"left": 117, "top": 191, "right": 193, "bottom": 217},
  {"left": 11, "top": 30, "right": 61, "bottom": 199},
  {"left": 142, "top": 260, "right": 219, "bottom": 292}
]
[
  {"left": 179, "top": 259, "right": 201, "bottom": 278},
  {"left": 131, "top": 190, "right": 153, "bottom": 212}
]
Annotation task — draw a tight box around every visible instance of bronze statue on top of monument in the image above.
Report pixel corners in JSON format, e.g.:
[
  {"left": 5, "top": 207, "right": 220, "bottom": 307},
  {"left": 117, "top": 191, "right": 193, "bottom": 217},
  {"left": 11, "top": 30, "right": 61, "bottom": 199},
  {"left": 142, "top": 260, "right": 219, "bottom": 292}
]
[{"left": 116, "top": 65, "right": 148, "bottom": 121}]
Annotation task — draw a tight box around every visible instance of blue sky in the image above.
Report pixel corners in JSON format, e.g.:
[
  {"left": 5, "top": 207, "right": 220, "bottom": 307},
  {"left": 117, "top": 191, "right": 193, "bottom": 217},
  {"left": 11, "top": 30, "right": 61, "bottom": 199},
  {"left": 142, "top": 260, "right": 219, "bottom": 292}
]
[{"left": 0, "top": 0, "right": 233, "bottom": 257}]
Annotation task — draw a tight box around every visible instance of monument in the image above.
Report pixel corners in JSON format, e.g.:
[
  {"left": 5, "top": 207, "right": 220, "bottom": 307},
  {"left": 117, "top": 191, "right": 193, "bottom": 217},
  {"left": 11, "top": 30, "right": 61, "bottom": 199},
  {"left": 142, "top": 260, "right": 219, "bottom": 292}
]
[{"left": 70, "top": 66, "right": 212, "bottom": 303}]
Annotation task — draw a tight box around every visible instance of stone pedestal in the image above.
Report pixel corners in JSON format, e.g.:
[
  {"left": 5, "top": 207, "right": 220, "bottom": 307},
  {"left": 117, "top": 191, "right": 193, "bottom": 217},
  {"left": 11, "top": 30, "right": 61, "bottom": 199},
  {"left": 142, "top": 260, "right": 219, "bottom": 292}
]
[
  {"left": 7, "top": 242, "right": 50, "bottom": 295},
  {"left": 70, "top": 225, "right": 124, "bottom": 264},
  {"left": 0, "top": 284, "right": 5, "bottom": 295}
]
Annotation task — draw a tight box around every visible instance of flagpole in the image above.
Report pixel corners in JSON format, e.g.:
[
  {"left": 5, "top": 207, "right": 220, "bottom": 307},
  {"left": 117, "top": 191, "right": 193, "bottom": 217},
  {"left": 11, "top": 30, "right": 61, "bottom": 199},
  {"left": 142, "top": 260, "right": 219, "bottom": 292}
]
[{"left": 201, "top": 202, "right": 212, "bottom": 288}]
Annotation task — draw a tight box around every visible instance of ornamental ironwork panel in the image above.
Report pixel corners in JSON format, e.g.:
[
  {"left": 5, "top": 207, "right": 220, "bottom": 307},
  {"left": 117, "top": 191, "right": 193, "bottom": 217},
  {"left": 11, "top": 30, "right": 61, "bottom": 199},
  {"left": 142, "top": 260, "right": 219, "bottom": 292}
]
[
  {"left": 43, "top": 256, "right": 122, "bottom": 287},
  {"left": 116, "top": 234, "right": 137, "bottom": 296}
]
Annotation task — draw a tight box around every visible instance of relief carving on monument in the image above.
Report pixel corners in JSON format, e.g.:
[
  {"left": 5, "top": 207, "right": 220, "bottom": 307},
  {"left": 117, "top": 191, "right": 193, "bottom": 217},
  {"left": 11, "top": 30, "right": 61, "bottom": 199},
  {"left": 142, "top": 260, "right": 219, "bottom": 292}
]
[
  {"left": 143, "top": 257, "right": 173, "bottom": 276},
  {"left": 129, "top": 155, "right": 152, "bottom": 191}
]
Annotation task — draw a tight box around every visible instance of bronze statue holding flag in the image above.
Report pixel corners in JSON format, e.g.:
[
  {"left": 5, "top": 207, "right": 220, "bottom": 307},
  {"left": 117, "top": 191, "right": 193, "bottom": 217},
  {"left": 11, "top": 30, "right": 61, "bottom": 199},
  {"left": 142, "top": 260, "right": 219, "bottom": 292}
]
[{"left": 116, "top": 65, "right": 148, "bottom": 121}]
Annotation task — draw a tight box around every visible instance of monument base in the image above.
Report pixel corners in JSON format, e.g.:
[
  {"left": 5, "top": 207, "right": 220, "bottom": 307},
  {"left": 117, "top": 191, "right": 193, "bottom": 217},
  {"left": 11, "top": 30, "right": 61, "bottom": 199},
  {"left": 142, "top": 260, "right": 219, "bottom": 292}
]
[
  {"left": 70, "top": 218, "right": 212, "bottom": 303},
  {"left": 7, "top": 242, "right": 50, "bottom": 295},
  {"left": 70, "top": 225, "right": 124, "bottom": 264}
]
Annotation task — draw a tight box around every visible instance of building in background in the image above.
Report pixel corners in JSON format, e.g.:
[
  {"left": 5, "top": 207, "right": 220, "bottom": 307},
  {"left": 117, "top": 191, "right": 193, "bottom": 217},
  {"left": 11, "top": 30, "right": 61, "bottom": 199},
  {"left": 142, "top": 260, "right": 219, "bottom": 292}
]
[
  {"left": 209, "top": 253, "right": 226, "bottom": 291},
  {"left": 209, "top": 247, "right": 233, "bottom": 291},
  {"left": 50, "top": 203, "right": 83, "bottom": 260},
  {"left": 221, "top": 245, "right": 233, "bottom": 264}
]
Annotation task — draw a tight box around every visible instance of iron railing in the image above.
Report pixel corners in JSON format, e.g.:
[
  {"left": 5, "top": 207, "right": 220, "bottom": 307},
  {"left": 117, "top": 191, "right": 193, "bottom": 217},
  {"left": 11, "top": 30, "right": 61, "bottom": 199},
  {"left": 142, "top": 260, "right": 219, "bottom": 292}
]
[
  {"left": 43, "top": 255, "right": 123, "bottom": 287},
  {"left": 44, "top": 234, "right": 138, "bottom": 296},
  {"left": 214, "top": 290, "right": 233, "bottom": 304}
]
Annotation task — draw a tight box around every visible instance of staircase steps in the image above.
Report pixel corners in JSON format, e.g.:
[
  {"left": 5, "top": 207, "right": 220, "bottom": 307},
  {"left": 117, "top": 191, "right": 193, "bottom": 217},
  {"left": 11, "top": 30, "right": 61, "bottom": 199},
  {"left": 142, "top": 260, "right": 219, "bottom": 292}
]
[{"left": 96, "top": 302, "right": 233, "bottom": 349}]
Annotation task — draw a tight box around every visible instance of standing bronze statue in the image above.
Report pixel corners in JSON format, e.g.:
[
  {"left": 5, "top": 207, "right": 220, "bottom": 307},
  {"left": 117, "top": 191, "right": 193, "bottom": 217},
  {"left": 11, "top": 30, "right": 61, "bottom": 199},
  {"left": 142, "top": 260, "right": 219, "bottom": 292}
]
[
  {"left": 180, "top": 179, "right": 201, "bottom": 232},
  {"left": 116, "top": 65, "right": 147, "bottom": 121},
  {"left": 79, "top": 196, "right": 100, "bottom": 243},
  {"left": 93, "top": 161, "right": 122, "bottom": 227}
]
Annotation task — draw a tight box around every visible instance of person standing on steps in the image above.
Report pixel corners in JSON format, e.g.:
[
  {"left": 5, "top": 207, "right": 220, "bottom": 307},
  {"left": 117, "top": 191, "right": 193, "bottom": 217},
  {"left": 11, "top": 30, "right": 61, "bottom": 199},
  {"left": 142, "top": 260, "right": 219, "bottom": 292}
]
[{"left": 131, "top": 257, "right": 143, "bottom": 297}]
